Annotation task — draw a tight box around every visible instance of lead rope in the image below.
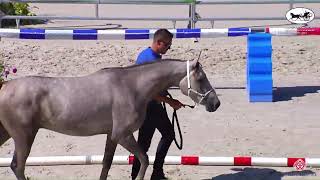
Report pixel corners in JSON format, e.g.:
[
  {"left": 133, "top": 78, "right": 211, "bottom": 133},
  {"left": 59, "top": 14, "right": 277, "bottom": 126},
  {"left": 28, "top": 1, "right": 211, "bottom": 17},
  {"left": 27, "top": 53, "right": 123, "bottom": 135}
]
[
  {"left": 162, "top": 92, "right": 183, "bottom": 150},
  {"left": 162, "top": 92, "right": 195, "bottom": 150}
]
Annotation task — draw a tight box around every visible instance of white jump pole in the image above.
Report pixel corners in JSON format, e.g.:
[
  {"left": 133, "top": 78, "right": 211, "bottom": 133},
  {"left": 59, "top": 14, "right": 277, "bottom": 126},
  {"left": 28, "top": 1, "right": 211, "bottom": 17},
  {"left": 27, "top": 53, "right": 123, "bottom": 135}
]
[
  {"left": 0, "top": 27, "right": 320, "bottom": 40},
  {"left": 1, "top": 155, "right": 320, "bottom": 167}
]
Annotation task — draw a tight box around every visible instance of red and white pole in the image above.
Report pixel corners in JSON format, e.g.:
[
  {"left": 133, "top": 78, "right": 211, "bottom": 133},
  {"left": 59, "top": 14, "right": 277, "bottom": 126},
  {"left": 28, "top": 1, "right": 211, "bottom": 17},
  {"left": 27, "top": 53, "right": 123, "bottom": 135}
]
[{"left": 0, "top": 155, "right": 319, "bottom": 167}]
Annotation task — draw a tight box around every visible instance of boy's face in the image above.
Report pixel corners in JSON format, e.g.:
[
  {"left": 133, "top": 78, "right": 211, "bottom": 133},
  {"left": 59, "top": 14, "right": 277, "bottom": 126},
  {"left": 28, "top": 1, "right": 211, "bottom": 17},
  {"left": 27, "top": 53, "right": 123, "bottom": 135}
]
[{"left": 156, "top": 38, "right": 172, "bottom": 54}]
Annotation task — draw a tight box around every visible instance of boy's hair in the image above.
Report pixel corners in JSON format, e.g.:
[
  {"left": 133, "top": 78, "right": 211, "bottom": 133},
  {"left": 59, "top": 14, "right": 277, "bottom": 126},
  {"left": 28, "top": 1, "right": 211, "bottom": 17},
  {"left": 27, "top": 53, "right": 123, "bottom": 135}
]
[{"left": 153, "top": 29, "right": 173, "bottom": 42}]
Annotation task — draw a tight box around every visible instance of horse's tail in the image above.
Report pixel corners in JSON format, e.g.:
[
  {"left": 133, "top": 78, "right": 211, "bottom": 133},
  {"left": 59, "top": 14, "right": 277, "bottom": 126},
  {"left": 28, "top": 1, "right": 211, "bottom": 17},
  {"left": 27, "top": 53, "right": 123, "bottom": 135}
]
[
  {"left": 0, "top": 81, "right": 11, "bottom": 146},
  {"left": 0, "top": 120, "right": 11, "bottom": 146},
  {"left": 0, "top": 80, "right": 8, "bottom": 91}
]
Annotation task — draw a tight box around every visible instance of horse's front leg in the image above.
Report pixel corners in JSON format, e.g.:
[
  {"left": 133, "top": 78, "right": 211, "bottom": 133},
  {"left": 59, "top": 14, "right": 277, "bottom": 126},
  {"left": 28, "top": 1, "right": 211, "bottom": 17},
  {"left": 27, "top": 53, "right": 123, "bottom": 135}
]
[
  {"left": 99, "top": 135, "right": 117, "bottom": 180},
  {"left": 119, "top": 134, "right": 149, "bottom": 180}
]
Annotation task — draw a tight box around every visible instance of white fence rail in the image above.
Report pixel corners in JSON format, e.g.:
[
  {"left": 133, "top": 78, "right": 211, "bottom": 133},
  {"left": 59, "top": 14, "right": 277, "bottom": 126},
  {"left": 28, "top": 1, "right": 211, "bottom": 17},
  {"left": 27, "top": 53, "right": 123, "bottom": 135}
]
[
  {"left": 1, "top": 0, "right": 320, "bottom": 28},
  {"left": 2, "top": 0, "right": 320, "bottom": 4}
]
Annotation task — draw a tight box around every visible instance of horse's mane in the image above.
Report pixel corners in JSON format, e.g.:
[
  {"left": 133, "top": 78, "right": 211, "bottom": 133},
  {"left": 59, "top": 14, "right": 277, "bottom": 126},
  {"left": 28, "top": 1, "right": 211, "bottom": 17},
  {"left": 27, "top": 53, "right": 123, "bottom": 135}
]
[{"left": 99, "top": 59, "right": 184, "bottom": 72}]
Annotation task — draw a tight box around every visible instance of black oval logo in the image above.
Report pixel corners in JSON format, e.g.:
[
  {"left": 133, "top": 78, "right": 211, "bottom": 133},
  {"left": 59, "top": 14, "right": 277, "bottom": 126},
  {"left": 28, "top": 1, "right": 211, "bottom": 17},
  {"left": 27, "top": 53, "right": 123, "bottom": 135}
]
[{"left": 286, "top": 7, "right": 315, "bottom": 24}]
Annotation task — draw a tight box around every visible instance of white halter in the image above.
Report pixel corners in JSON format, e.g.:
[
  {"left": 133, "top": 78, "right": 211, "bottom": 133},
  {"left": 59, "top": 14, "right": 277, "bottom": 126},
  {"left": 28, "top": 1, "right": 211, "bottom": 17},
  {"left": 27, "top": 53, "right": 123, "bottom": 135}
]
[{"left": 187, "top": 60, "right": 214, "bottom": 105}]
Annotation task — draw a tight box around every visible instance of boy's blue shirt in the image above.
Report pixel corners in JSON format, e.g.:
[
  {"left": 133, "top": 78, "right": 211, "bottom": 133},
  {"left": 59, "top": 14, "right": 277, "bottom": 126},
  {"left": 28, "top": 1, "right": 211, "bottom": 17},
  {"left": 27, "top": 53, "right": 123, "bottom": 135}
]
[
  {"left": 136, "top": 47, "right": 162, "bottom": 65},
  {"left": 136, "top": 47, "right": 168, "bottom": 97}
]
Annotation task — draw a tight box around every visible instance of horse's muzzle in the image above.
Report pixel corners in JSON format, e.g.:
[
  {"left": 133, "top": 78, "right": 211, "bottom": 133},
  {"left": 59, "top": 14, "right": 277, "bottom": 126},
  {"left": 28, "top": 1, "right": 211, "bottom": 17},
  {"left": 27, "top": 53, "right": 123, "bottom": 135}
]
[{"left": 206, "top": 99, "right": 220, "bottom": 112}]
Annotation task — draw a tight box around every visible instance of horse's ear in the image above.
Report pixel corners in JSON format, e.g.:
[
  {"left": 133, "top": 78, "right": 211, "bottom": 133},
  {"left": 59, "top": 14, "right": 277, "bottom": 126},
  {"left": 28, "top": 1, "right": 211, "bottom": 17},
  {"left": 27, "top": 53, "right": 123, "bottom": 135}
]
[
  {"left": 192, "top": 50, "right": 202, "bottom": 70},
  {"left": 190, "top": 59, "right": 198, "bottom": 70},
  {"left": 190, "top": 59, "right": 200, "bottom": 70}
]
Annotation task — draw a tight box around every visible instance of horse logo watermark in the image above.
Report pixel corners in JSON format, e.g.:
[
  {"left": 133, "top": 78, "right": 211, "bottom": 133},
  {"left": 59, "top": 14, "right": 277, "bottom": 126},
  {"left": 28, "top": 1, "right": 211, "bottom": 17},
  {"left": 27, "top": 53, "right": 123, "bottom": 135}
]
[
  {"left": 286, "top": 7, "right": 315, "bottom": 24},
  {"left": 293, "top": 159, "right": 306, "bottom": 171}
]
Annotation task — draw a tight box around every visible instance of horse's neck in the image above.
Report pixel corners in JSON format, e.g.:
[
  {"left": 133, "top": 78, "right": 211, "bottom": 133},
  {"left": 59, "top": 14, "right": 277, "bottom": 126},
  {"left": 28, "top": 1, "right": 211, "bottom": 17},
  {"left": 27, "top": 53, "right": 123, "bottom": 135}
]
[{"left": 134, "top": 60, "right": 186, "bottom": 99}]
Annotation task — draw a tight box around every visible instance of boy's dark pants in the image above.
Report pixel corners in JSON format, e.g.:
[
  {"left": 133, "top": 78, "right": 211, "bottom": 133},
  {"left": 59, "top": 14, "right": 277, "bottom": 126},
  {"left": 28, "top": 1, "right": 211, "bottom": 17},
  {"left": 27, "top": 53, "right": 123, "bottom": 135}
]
[{"left": 131, "top": 100, "right": 175, "bottom": 179}]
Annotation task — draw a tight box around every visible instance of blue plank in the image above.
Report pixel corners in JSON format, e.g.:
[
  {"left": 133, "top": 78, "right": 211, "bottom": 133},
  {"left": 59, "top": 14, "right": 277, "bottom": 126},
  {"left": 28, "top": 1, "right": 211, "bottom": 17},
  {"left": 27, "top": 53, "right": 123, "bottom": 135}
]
[
  {"left": 125, "top": 29, "right": 150, "bottom": 39},
  {"left": 247, "top": 57, "right": 272, "bottom": 74},
  {"left": 249, "top": 94, "right": 273, "bottom": 102},
  {"left": 247, "top": 33, "right": 272, "bottom": 41},
  {"left": 247, "top": 75, "right": 273, "bottom": 95},
  {"left": 73, "top": 29, "right": 97, "bottom": 40},
  {"left": 228, "top": 28, "right": 250, "bottom": 36},
  {"left": 20, "top": 29, "right": 45, "bottom": 39},
  {"left": 247, "top": 45, "right": 272, "bottom": 57},
  {"left": 176, "top": 28, "right": 201, "bottom": 38}
]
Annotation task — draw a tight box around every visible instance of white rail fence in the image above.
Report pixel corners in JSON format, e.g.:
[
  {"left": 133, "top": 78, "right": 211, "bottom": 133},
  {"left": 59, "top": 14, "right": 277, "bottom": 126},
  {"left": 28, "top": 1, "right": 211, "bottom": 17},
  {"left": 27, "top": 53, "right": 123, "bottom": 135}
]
[{"left": 1, "top": 0, "right": 320, "bottom": 28}]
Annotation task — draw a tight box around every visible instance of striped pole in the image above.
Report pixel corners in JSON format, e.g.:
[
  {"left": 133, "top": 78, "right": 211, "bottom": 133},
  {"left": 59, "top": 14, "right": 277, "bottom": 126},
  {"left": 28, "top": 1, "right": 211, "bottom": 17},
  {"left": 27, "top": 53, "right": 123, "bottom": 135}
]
[
  {"left": 0, "top": 27, "right": 320, "bottom": 40},
  {"left": 0, "top": 155, "right": 319, "bottom": 167}
]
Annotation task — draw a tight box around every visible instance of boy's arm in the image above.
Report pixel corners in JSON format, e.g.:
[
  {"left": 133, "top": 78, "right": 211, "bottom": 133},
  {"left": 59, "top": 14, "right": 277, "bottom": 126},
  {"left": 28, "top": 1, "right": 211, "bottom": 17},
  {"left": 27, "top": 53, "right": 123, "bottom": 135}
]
[{"left": 153, "top": 95, "right": 184, "bottom": 110}]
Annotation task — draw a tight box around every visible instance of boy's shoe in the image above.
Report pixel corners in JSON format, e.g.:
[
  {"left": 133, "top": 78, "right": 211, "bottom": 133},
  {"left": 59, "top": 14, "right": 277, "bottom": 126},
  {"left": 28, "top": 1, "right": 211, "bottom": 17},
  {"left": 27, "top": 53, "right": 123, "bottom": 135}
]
[{"left": 150, "top": 170, "right": 168, "bottom": 180}]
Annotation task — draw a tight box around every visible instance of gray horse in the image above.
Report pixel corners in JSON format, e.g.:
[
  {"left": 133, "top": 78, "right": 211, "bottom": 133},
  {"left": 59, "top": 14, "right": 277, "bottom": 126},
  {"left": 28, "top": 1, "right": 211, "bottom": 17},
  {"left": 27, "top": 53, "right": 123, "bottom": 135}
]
[{"left": 0, "top": 58, "right": 220, "bottom": 180}]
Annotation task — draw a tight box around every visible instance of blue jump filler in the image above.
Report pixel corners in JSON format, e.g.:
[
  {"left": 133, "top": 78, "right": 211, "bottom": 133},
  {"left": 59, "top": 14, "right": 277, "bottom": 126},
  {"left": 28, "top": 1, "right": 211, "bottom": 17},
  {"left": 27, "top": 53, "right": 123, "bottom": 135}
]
[{"left": 247, "top": 33, "right": 273, "bottom": 102}]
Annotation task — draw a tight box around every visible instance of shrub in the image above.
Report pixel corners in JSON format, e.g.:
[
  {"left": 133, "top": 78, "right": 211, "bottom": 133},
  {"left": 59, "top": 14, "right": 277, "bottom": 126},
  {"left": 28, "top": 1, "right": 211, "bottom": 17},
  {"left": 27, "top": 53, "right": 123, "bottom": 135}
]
[{"left": 0, "top": 3, "right": 41, "bottom": 27}]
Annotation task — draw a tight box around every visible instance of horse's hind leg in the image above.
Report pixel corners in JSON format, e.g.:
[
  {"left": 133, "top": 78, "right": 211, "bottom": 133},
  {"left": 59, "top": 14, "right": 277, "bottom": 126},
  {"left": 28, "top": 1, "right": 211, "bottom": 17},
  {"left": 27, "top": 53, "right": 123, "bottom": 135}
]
[
  {"left": 0, "top": 122, "right": 11, "bottom": 146},
  {"left": 11, "top": 127, "right": 38, "bottom": 180},
  {"left": 119, "top": 134, "right": 149, "bottom": 180},
  {"left": 99, "top": 135, "right": 117, "bottom": 180}
]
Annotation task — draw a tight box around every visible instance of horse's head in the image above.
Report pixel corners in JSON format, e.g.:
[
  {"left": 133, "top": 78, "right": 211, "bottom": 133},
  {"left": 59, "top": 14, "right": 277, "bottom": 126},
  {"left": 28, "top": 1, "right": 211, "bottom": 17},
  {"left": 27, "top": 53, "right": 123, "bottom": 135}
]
[{"left": 179, "top": 59, "right": 220, "bottom": 112}]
